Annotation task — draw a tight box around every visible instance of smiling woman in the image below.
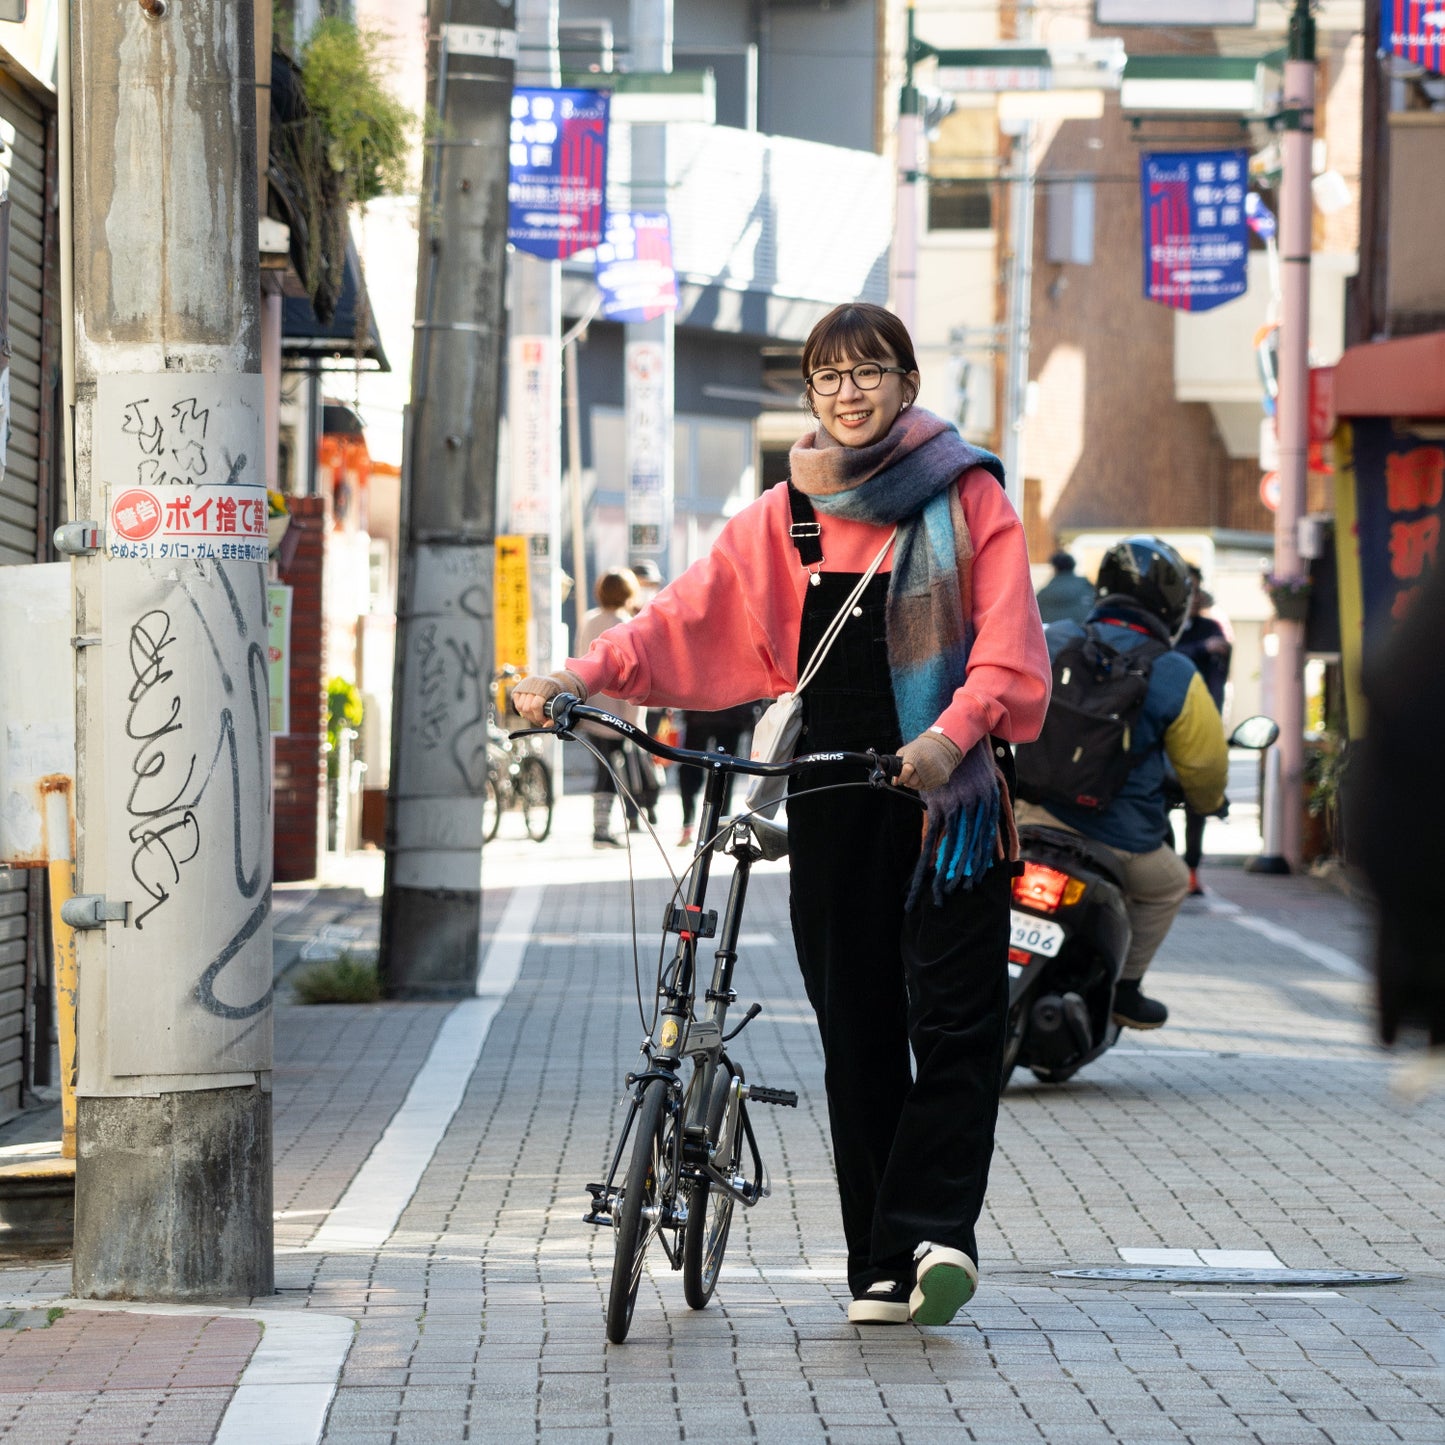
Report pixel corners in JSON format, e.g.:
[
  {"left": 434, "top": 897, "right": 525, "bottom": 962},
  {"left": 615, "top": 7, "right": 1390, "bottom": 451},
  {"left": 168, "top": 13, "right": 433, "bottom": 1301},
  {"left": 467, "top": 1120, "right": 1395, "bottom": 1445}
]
[{"left": 511, "top": 300, "right": 1051, "bottom": 1328}]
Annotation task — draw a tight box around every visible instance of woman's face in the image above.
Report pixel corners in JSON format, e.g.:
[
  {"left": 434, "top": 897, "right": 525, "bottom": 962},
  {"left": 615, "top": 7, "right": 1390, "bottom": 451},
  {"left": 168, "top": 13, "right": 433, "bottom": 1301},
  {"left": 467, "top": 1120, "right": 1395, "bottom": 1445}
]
[{"left": 808, "top": 344, "right": 919, "bottom": 449}]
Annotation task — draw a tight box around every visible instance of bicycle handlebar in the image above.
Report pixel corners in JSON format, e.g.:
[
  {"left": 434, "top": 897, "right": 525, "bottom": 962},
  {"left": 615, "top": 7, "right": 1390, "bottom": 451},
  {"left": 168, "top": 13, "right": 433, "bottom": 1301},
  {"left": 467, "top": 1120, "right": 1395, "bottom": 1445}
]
[{"left": 532, "top": 694, "right": 904, "bottom": 785}]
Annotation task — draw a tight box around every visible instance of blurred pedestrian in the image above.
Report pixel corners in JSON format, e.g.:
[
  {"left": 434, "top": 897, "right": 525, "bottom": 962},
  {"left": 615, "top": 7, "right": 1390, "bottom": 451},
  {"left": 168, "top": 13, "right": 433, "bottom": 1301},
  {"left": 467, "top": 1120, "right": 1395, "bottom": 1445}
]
[
  {"left": 576, "top": 568, "right": 642, "bottom": 847},
  {"left": 1348, "top": 563, "right": 1445, "bottom": 1052},
  {"left": 515, "top": 302, "right": 1049, "bottom": 1327},
  {"left": 629, "top": 559, "right": 664, "bottom": 613},
  {"left": 1173, "top": 565, "right": 1232, "bottom": 895},
  {"left": 1035, "top": 550, "right": 1095, "bottom": 624},
  {"left": 675, "top": 702, "right": 760, "bottom": 846}
]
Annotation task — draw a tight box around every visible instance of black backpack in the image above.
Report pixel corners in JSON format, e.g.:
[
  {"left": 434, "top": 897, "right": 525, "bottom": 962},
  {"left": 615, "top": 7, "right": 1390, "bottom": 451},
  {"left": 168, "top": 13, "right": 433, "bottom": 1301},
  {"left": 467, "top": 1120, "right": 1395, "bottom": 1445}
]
[{"left": 1015, "top": 624, "right": 1168, "bottom": 813}]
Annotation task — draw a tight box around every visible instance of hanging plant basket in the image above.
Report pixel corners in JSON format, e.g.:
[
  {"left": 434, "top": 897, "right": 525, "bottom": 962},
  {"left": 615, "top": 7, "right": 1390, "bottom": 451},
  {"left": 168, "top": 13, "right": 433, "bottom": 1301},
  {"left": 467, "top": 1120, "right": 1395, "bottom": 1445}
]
[{"left": 1263, "top": 573, "right": 1311, "bottom": 623}]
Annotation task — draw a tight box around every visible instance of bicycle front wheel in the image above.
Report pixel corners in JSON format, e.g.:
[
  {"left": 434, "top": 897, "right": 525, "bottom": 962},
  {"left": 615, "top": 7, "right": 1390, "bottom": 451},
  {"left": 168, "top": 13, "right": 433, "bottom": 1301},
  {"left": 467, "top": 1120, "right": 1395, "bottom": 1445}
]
[
  {"left": 682, "top": 1069, "right": 740, "bottom": 1309},
  {"left": 606, "top": 1078, "right": 668, "bottom": 1344},
  {"left": 517, "top": 755, "right": 553, "bottom": 842}
]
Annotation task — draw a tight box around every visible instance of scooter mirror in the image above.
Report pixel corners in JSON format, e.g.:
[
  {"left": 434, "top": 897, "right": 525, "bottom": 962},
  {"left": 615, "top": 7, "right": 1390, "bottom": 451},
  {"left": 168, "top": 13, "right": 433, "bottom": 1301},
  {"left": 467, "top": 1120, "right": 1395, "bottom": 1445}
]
[{"left": 1228, "top": 714, "right": 1280, "bottom": 751}]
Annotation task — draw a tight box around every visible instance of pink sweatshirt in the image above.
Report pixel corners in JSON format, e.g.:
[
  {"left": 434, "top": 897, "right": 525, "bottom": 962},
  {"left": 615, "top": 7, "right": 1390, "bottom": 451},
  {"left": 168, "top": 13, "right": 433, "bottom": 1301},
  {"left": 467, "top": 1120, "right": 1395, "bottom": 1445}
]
[{"left": 568, "top": 469, "right": 1051, "bottom": 756}]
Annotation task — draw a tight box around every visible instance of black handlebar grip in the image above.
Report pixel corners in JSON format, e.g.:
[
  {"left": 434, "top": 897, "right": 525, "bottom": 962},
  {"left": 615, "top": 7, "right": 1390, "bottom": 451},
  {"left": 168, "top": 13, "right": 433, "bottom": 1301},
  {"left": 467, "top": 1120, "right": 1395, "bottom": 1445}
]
[
  {"left": 543, "top": 692, "right": 577, "bottom": 723},
  {"left": 875, "top": 751, "right": 905, "bottom": 781}
]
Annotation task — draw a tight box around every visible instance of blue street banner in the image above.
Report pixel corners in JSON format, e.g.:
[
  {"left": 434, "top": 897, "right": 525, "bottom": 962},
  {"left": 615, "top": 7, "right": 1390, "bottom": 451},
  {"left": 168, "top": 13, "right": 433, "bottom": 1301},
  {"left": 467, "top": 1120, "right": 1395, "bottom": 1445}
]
[
  {"left": 595, "top": 211, "right": 678, "bottom": 323},
  {"left": 508, "top": 88, "right": 609, "bottom": 260},
  {"left": 1382, "top": 1, "right": 1445, "bottom": 72},
  {"left": 1140, "top": 150, "right": 1249, "bottom": 312}
]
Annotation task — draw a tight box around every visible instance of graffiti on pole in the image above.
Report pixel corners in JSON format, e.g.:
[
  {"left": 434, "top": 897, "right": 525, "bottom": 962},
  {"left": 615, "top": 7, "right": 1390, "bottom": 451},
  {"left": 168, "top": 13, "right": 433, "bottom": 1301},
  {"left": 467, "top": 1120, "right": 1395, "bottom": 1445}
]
[
  {"left": 97, "top": 374, "right": 272, "bottom": 1076},
  {"left": 396, "top": 543, "right": 492, "bottom": 796}
]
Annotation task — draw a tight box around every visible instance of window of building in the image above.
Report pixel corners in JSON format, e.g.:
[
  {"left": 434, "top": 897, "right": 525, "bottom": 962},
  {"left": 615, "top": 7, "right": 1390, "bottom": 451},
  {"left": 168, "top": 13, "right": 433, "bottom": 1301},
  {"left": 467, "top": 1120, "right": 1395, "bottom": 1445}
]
[{"left": 928, "top": 179, "right": 993, "bottom": 232}]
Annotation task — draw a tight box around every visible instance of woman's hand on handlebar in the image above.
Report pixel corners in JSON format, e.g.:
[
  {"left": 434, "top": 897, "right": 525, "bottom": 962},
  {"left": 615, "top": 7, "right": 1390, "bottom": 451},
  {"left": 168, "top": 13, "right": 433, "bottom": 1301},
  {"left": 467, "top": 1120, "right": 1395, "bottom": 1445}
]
[
  {"left": 511, "top": 670, "right": 588, "bottom": 727},
  {"left": 896, "top": 731, "right": 963, "bottom": 792}
]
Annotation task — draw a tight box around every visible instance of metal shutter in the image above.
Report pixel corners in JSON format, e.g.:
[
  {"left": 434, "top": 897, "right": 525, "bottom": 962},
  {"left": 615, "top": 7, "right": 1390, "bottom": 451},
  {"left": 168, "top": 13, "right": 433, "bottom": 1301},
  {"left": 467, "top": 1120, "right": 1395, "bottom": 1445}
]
[{"left": 0, "top": 70, "right": 53, "bottom": 1121}]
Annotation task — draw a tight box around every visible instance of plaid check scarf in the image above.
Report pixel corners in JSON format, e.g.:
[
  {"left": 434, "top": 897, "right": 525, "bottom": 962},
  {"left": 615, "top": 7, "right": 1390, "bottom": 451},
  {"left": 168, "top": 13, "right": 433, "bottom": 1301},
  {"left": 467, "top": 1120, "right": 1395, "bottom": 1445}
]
[{"left": 790, "top": 406, "right": 1012, "bottom": 905}]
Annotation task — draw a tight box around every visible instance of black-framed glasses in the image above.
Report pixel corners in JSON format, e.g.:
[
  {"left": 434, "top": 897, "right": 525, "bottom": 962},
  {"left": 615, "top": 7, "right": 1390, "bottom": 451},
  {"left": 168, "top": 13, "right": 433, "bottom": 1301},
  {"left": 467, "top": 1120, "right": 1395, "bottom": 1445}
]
[{"left": 806, "top": 363, "right": 910, "bottom": 396}]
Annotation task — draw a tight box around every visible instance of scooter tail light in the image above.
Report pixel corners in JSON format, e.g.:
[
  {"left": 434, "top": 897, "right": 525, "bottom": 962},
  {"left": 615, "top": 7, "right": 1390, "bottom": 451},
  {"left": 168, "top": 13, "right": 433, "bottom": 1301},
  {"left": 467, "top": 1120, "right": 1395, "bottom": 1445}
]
[
  {"left": 1062, "top": 878, "right": 1086, "bottom": 907},
  {"left": 1011, "top": 861, "right": 1071, "bottom": 912}
]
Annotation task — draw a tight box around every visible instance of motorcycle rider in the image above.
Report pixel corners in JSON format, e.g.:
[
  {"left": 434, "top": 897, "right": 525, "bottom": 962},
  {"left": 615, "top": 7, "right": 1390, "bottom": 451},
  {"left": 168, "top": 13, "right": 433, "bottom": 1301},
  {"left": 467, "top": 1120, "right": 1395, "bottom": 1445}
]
[{"left": 1015, "top": 536, "right": 1228, "bottom": 1029}]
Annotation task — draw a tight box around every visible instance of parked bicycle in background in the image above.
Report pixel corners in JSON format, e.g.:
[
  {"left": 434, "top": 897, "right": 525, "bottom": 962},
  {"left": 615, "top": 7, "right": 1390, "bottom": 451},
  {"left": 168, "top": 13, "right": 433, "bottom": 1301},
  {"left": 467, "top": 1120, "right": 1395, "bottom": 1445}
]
[{"left": 484, "top": 666, "right": 553, "bottom": 843}]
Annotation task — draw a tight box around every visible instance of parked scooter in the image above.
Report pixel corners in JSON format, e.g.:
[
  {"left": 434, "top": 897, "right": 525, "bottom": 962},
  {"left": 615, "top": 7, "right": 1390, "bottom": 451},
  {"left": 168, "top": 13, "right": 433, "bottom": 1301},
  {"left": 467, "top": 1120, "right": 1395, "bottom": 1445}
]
[{"left": 1002, "top": 715, "right": 1280, "bottom": 1086}]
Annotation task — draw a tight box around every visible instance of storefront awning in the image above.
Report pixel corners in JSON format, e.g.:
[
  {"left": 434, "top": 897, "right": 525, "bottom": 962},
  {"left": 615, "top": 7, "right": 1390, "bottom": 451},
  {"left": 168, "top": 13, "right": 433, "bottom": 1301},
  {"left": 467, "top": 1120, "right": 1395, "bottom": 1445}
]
[
  {"left": 281, "top": 241, "right": 390, "bottom": 373},
  {"left": 1334, "top": 331, "right": 1445, "bottom": 418}
]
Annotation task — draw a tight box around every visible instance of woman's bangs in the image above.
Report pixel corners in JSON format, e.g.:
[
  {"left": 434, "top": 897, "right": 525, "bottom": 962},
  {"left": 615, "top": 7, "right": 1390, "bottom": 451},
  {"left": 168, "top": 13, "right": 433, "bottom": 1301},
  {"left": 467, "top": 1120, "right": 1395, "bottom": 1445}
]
[{"left": 805, "top": 312, "right": 890, "bottom": 372}]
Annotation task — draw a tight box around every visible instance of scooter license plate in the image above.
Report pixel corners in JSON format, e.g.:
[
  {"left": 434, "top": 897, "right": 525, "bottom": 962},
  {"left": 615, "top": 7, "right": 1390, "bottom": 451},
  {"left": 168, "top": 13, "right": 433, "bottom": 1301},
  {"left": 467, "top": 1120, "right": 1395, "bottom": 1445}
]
[{"left": 1010, "top": 911, "right": 1065, "bottom": 958}]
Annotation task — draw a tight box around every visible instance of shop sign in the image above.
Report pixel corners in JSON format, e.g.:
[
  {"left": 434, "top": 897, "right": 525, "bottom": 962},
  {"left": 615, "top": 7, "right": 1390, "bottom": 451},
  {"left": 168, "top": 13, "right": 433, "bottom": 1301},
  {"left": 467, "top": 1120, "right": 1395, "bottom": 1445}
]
[
  {"left": 1140, "top": 150, "right": 1249, "bottom": 312},
  {"left": 508, "top": 88, "right": 609, "bottom": 260},
  {"left": 1382, "top": 1, "right": 1445, "bottom": 73}
]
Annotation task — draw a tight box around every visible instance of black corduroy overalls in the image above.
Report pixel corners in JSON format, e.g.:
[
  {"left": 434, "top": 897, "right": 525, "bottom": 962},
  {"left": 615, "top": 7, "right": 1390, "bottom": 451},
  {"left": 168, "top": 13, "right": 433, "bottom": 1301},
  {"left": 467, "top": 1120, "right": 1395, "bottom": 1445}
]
[{"left": 783, "top": 486, "right": 1012, "bottom": 1295}]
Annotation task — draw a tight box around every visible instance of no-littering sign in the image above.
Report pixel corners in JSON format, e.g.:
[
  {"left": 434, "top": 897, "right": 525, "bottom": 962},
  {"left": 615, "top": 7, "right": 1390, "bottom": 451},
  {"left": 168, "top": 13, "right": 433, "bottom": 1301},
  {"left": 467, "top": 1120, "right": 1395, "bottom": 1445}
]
[{"left": 108, "top": 484, "right": 268, "bottom": 562}]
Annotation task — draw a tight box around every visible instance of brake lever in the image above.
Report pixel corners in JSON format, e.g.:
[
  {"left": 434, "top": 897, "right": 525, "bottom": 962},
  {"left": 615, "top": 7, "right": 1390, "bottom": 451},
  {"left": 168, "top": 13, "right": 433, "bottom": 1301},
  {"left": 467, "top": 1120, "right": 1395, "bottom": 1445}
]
[
  {"left": 508, "top": 726, "right": 559, "bottom": 742},
  {"left": 867, "top": 750, "right": 905, "bottom": 788}
]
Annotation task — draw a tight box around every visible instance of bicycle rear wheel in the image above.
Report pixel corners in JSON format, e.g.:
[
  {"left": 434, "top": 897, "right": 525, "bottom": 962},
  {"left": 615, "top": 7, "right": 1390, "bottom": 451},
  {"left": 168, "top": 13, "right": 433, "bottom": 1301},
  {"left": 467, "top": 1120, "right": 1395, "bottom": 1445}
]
[
  {"left": 606, "top": 1078, "right": 668, "bottom": 1343},
  {"left": 517, "top": 755, "right": 553, "bottom": 842},
  {"left": 482, "top": 768, "right": 502, "bottom": 843},
  {"left": 682, "top": 1069, "right": 740, "bottom": 1309}
]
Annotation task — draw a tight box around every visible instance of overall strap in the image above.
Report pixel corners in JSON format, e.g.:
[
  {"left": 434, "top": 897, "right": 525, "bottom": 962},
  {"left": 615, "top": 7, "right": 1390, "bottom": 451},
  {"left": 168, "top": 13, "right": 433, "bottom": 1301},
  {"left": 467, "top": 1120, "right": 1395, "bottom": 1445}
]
[{"left": 786, "top": 482, "right": 823, "bottom": 566}]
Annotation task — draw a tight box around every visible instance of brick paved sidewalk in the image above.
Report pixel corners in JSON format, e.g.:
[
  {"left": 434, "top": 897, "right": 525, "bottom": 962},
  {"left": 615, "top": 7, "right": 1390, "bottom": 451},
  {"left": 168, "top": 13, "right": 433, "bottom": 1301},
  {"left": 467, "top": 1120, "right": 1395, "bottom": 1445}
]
[
  {"left": 0, "top": 806, "right": 1437, "bottom": 1445},
  {"left": 0, "top": 1307, "right": 260, "bottom": 1445}
]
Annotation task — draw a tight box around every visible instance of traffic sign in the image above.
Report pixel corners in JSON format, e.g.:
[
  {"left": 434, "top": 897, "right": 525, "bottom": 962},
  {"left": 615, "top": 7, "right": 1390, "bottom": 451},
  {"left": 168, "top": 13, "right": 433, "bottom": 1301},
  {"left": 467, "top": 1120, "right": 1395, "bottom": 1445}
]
[{"left": 1260, "top": 470, "right": 1280, "bottom": 512}]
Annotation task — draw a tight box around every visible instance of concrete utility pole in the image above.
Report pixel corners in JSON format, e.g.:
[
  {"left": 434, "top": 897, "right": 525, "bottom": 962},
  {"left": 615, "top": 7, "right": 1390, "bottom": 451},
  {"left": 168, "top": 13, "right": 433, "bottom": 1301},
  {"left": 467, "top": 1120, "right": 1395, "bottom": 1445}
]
[
  {"left": 892, "top": 2, "right": 924, "bottom": 337},
  {"left": 382, "top": 0, "right": 517, "bottom": 995},
  {"left": 68, "top": 0, "right": 273, "bottom": 1299},
  {"left": 510, "top": 0, "right": 563, "bottom": 676},
  {"left": 1262, "top": 0, "right": 1316, "bottom": 870},
  {"left": 624, "top": 0, "right": 675, "bottom": 577},
  {"left": 1000, "top": 1, "right": 1036, "bottom": 518}
]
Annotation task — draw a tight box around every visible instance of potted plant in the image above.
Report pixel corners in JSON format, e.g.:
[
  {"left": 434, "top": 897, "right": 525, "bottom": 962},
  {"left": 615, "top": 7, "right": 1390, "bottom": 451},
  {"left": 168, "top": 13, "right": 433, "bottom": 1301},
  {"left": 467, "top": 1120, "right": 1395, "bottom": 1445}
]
[{"left": 1263, "top": 571, "right": 1312, "bottom": 623}]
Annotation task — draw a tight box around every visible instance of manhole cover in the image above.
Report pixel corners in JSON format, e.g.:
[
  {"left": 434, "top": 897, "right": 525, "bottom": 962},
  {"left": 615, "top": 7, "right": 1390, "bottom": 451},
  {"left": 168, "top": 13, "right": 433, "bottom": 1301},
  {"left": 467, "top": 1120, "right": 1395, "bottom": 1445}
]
[{"left": 1054, "top": 1267, "right": 1403, "bottom": 1286}]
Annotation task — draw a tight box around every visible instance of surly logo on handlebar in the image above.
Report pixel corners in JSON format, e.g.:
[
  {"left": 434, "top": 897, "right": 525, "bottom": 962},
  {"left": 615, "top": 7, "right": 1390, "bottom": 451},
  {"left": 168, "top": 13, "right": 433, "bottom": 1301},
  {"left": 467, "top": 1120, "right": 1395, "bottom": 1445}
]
[{"left": 807, "top": 752, "right": 847, "bottom": 762}]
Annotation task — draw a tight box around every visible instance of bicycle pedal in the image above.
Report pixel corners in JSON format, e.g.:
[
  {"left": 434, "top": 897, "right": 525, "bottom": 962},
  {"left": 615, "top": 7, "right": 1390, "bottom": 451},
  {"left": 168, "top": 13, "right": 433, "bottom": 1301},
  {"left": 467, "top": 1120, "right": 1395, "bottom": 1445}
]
[
  {"left": 583, "top": 1182, "right": 614, "bottom": 1227},
  {"left": 745, "top": 1084, "right": 798, "bottom": 1108}
]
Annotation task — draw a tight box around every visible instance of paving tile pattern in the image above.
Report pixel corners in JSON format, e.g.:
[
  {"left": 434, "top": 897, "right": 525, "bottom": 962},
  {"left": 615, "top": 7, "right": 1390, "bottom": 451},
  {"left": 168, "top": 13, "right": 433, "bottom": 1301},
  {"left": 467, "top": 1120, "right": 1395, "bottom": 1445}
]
[
  {"left": 0, "top": 1310, "right": 258, "bottom": 1444},
  {"left": 279, "top": 859, "right": 1445, "bottom": 1444}
]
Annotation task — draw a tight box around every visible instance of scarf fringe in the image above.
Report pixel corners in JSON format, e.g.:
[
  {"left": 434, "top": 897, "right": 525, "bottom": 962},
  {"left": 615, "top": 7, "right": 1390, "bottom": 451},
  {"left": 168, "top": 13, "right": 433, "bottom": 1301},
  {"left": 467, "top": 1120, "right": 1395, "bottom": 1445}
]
[{"left": 906, "top": 743, "right": 1005, "bottom": 909}]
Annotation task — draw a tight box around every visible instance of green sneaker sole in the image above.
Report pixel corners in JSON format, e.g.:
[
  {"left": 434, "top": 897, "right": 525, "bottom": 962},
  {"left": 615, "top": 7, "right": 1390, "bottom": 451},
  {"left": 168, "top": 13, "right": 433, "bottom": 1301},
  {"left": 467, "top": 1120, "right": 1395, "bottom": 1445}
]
[{"left": 909, "top": 1258, "right": 978, "bottom": 1326}]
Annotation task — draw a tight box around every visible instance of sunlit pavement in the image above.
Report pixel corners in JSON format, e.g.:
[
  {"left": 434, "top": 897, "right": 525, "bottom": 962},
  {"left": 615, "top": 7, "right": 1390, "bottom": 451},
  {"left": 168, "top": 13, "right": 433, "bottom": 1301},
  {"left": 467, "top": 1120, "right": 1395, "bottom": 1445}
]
[{"left": 0, "top": 763, "right": 1439, "bottom": 1444}]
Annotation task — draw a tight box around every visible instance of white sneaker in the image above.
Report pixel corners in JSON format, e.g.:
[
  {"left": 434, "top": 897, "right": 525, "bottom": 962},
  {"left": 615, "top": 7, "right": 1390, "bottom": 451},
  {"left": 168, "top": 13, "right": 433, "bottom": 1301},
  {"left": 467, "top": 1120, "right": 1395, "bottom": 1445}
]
[
  {"left": 909, "top": 1243, "right": 978, "bottom": 1325},
  {"left": 847, "top": 1278, "right": 910, "bottom": 1324}
]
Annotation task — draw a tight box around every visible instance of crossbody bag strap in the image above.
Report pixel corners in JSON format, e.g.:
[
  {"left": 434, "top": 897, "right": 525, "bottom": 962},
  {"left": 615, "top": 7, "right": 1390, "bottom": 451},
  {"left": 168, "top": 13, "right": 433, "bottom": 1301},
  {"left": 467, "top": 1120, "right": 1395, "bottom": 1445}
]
[{"left": 786, "top": 482, "right": 823, "bottom": 566}]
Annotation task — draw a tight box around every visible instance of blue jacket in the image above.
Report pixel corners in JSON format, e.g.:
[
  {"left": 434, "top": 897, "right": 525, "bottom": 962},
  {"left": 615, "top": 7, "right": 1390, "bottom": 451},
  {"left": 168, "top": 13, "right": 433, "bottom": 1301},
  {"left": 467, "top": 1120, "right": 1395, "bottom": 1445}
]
[{"left": 1040, "top": 603, "right": 1229, "bottom": 852}]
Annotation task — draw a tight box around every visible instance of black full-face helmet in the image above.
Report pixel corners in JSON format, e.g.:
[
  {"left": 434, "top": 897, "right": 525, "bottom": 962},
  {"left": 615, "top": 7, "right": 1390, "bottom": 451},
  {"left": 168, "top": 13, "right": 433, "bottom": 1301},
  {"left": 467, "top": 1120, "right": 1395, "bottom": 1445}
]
[{"left": 1095, "top": 535, "right": 1194, "bottom": 641}]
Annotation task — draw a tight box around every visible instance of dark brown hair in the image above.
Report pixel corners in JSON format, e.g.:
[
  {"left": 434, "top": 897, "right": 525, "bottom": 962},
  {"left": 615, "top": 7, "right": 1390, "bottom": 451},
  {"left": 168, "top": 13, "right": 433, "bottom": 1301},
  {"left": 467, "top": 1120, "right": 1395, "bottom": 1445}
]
[
  {"left": 595, "top": 568, "right": 638, "bottom": 609},
  {"left": 801, "top": 303, "right": 919, "bottom": 381}
]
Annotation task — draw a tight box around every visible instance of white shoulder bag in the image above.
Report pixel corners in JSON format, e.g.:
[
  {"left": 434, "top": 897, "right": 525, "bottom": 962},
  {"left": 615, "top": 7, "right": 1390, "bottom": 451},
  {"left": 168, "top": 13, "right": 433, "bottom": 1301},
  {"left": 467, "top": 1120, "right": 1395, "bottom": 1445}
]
[{"left": 743, "top": 527, "right": 897, "bottom": 820}]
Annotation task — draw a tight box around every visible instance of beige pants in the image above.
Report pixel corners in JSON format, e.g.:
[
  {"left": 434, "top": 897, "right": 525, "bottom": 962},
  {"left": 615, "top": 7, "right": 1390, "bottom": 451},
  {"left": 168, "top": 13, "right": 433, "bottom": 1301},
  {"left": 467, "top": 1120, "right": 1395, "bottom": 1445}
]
[{"left": 1015, "top": 801, "right": 1190, "bottom": 982}]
